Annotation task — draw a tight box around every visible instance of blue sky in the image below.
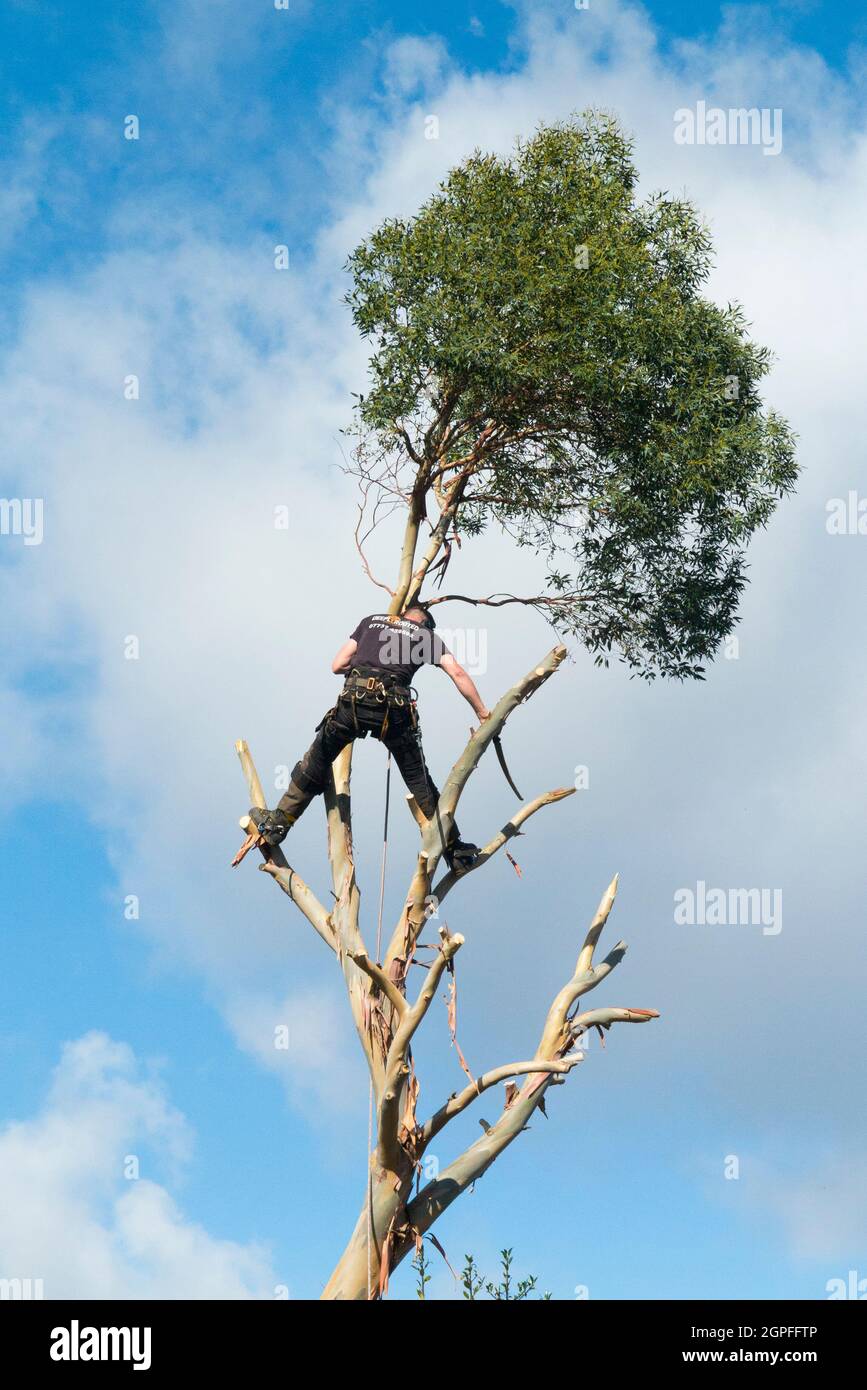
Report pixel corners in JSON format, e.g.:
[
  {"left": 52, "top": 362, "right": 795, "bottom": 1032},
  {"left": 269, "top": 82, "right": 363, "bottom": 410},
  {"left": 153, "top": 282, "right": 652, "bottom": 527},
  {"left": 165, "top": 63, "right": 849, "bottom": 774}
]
[{"left": 1, "top": 0, "right": 865, "bottom": 1299}]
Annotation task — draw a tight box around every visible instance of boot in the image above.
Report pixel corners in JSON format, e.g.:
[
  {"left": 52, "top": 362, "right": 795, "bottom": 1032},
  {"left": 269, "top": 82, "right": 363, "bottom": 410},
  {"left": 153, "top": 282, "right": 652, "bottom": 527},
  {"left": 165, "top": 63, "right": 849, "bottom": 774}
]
[
  {"left": 444, "top": 838, "right": 481, "bottom": 874},
  {"left": 250, "top": 807, "right": 295, "bottom": 846}
]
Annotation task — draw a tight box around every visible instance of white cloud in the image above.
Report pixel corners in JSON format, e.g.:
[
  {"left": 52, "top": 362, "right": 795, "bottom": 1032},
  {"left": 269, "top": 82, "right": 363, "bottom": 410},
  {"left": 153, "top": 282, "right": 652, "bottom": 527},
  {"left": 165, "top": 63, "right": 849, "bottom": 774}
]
[
  {"left": 382, "top": 35, "right": 450, "bottom": 98},
  {"left": 0, "top": 115, "right": 58, "bottom": 254},
  {"left": 225, "top": 988, "right": 366, "bottom": 1114},
  {"left": 1, "top": 0, "right": 865, "bottom": 1160},
  {"left": 747, "top": 1150, "right": 867, "bottom": 1263},
  {"left": 0, "top": 1032, "right": 278, "bottom": 1298}
]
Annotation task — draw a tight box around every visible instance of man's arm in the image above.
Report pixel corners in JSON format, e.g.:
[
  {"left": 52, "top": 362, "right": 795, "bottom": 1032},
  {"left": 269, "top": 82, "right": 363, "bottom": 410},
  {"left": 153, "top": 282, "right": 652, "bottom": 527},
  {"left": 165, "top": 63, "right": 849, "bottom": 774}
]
[
  {"left": 440, "top": 652, "right": 491, "bottom": 722},
  {"left": 332, "top": 639, "right": 358, "bottom": 674}
]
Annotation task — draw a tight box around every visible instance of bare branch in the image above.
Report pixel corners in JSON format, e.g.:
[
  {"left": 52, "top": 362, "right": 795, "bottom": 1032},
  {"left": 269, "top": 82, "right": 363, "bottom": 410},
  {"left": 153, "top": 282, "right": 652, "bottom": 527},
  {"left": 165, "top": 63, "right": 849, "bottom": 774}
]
[
  {"left": 570, "top": 1006, "right": 660, "bottom": 1033},
  {"left": 425, "top": 591, "right": 587, "bottom": 613},
  {"left": 403, "top": 469, "right": 472, "bottom": 610},
  {"left": 378, "top": 925, "right": 463, "bottom": 1168},
  {"left": 422, "top": 1055, "right": 584, "bottom": 1147},
  {"left": 423, "top": 644, "right": 568, "bottom": 862},
  {"left": 389, "top": 475, "right": 430, "bottom": 615},
  {"left": 400, "top": 879, "right": 659, "bottom": 1252},
  {"left": 354, "top": 494, "right": 396, "bottom": 598},
  {"left": 235, "top": 738, "right": 267, "bottom": 809},
  {"left": 258, "top": 857, "right": 336, "bottom": 952},
  {"left": 431, "top": 787, "right": 576, "bottom": 904},
  {"left": 348, "top": 949, "right": 408, "bottom": 1018},
  {"left": 538, "top": 875, "right": 625, "bottom": 1056},
  {"left": 403, "top": 794, "right": 427, "bottom": 830},
  {"left": 322, "top": 745, "right": 392, "bottom": 1095},
  {"left": 576, "top": 873, "right": 620, "bottom": 975},
  {"left": 383, "top": 643, "right": 568, "bottom": 973},
  {"left": 233, "top": 745, "right": 335, "bottom": 950}
]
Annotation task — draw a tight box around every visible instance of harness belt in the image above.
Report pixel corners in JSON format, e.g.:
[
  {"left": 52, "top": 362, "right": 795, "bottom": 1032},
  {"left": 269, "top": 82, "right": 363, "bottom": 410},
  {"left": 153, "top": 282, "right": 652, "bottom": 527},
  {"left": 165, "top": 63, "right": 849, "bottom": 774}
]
[{"left": 341, "top": 667, "right": 419, "bottom": 738}]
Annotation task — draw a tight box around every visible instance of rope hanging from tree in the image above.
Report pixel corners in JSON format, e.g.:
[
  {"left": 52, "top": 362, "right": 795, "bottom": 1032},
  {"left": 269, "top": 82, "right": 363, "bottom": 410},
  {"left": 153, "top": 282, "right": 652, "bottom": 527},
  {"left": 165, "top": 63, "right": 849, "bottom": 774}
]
[{"left": 366, "top": 751, "right": 392, "bottom": 1298}]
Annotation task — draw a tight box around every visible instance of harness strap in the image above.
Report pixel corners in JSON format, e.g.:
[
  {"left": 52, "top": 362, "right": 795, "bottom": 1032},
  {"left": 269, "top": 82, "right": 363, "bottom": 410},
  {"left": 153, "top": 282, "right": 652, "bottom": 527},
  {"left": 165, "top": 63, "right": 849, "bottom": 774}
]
[{"left": 343, "top": 674, "right": 417, "bottom": 705}]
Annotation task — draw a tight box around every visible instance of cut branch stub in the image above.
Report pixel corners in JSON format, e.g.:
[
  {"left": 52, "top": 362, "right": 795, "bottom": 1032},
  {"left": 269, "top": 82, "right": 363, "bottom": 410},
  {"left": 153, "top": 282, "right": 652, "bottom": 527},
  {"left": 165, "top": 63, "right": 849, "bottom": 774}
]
[{"left": 232, "top": 742, "right": 335, "bottom": 950}]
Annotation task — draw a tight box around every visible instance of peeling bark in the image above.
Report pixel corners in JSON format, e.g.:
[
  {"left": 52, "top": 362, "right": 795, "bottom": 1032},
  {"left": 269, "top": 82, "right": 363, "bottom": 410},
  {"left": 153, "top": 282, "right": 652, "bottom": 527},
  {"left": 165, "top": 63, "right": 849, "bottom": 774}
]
[{"left": 235, "top": 646, "right": 658, "bottom": 1300}]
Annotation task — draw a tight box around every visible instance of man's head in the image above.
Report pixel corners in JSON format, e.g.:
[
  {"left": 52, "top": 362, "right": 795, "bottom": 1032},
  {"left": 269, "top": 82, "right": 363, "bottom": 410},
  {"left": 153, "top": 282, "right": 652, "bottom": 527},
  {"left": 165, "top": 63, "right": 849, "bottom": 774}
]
[{"left": 403, "top": 602, "right": 435, "bottom": 630}]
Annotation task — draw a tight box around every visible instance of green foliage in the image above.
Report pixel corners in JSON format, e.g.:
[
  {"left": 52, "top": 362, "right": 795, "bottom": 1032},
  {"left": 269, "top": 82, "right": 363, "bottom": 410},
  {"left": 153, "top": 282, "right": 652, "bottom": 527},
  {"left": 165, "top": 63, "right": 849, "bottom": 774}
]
[
  {"left": 461, "top": 1249, "right": 551, "bottom": 1301},
  {"left": 412, "top": 1241, "right": 551, "bottom": 1299},
  {"left": 413, "top": 1241, "right": 432, "bottom": 1300},
  {"left": 345, "top": 111, "right": 797, "bottom": 679}
]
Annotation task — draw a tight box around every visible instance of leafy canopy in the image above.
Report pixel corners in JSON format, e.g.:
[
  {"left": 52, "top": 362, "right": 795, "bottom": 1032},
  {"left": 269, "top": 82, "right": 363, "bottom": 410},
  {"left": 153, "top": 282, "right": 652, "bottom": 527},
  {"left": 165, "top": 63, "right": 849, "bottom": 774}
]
[{"left": 345, "top": 112, "right": 797, "bottom": 679}]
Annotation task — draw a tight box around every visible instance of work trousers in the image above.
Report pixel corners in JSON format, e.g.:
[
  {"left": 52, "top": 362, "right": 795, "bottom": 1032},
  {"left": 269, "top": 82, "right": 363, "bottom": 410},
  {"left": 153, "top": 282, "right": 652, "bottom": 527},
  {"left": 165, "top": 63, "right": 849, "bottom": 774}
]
[{"left": 278, "top": 686, "right": 459, "bottom": 842}]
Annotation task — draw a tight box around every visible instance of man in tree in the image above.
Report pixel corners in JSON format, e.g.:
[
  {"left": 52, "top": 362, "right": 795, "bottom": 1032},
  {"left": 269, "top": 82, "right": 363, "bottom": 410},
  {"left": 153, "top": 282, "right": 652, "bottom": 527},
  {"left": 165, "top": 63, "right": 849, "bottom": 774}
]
[
  {"left": 233, "top": 112, "right": 798, "bottom": 1298},
  {"left": 245, "top": 603, "right": 489, "bottom": 873}
]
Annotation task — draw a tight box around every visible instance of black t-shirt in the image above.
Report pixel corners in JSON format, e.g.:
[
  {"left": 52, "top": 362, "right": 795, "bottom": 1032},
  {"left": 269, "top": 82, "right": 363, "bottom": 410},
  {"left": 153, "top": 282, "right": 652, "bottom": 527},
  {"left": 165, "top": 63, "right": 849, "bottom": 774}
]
[{"left": 349, "top": 614, "right": 449, "bottom": 685}]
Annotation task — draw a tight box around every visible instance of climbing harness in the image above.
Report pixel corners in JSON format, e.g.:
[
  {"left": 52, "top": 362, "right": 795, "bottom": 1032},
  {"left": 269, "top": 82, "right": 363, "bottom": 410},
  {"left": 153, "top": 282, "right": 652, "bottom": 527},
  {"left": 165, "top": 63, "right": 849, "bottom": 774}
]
[{"left": 342, "top": 667, "right": 418, "bottom": 730}]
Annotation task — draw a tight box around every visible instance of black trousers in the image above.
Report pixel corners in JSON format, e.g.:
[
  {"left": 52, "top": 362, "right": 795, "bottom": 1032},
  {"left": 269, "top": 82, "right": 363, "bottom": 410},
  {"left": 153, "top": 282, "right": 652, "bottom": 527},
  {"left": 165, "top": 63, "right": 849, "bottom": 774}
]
[{"left": 277, "top": 690, "right": 459, "bottom": 841}]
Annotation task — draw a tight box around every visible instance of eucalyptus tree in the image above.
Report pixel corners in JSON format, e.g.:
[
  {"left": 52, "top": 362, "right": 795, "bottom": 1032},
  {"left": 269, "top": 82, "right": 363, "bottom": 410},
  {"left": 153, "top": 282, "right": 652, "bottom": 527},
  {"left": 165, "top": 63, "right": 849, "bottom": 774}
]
[{"left": 233, "top": 112, "right": 796, "bottom": 1299}]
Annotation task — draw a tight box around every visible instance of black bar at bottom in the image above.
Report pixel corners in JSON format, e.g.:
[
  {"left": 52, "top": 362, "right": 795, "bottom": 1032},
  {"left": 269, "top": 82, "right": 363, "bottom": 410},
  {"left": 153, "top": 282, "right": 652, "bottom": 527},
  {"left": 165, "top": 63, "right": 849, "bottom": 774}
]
[{"left": 1, "top": 1297, "right": 862, "bottom": 1374}]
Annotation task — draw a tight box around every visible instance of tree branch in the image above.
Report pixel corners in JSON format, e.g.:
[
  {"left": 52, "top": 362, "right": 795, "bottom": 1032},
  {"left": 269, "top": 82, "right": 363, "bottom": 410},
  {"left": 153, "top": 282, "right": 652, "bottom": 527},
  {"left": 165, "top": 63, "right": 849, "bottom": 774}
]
[
  {"left": 354, "top": 495, "right": 396, "bottom": 598},
  {"left": 390, "top": 473, "right": 431, "bottom": 615},
  {"left": 235, "top": 738, "right": 267, "bottom": 808},
  {"left": 400, "top": 879, "right": 658, "bottom": 1249},
  {"left": 258, "top": 856, "right": 336, "bottom": 952},
  {"left": 442, "top": 645, "right": 567, "bottom": 804},
  {"left": 347, "top": 950, "right": 408, "bottom": 1018},
  {"left": 431, "top": 786, "right": 575, "bottom": 904},
  {"left": 378, "top": 924, "right": 463, "bottom": 1169},
  {"left": 233, "top": 744, "right": 335, "bottom": 950},
  {"left": 539, "top": 874, "right": 623, "bottom": 1055},
  {"left": 383, "top": 643, "right": 568, "bottom": 973},
  {"left": 569, "top": 1006, "right": 660, "bottom": 1034},
  {"left": 421, "top": 1055, "right": 584, "bottom": 1147},
  {"left": 322, "top": 745, "right": 394, "bottom": 1096},
  {"left": 425, "top": 591, "right": 587, "bottom": 612},
  {"left": 403, "top": 469, "right": 472, "bottom": 611}
]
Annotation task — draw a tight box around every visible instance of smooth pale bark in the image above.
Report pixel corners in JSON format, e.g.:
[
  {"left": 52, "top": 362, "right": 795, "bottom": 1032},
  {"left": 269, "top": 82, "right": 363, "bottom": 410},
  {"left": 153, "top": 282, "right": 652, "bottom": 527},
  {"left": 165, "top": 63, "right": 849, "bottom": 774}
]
[
  {"left": 323, "top": 877, "right": 657, "bottom": 1298},
  {"left": 236, "top": 654, "right": 658, "bottom": 1300},
  {"left": 382, "top": 643, "right": 568, "bottom": 976}
]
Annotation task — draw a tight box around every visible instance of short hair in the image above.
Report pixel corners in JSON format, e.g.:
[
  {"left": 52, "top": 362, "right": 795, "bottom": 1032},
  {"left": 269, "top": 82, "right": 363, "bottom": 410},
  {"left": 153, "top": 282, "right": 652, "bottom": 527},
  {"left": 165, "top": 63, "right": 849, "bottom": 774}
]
[{"left": 405, "top": 602, "right": 435, "bottom": 630}]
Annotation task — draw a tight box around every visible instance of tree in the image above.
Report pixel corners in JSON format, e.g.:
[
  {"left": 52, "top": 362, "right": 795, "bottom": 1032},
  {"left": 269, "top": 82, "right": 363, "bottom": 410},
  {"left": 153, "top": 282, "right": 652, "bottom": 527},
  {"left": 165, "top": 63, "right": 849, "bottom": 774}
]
[
  {"left": 346, "top": 111, "right": 796, "bottom": 679},
  {"left": 233, "top": 112, "right": 796, "bottom": 1300}
]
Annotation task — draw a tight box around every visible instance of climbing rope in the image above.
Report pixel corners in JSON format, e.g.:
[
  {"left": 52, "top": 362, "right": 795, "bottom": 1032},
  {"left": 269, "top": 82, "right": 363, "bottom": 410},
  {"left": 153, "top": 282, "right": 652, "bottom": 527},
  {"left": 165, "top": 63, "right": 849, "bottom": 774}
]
[
  {"left": 362, "top": 708, "right": 448, "bottom": 1295},
  {"left": 366, "top": 750, "right": 392, "bottom": 1298}
]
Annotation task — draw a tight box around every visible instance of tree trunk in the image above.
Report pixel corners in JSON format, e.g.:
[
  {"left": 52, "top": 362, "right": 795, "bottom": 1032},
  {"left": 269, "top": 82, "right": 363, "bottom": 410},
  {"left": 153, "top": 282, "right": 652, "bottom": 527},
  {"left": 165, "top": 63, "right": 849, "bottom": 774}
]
[
  {"left": 321, "top": 1160, "right": 412, "bottom": 1301},
  {"left": 234, "top": 648, "right": 658, "bottom": 1302}
]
